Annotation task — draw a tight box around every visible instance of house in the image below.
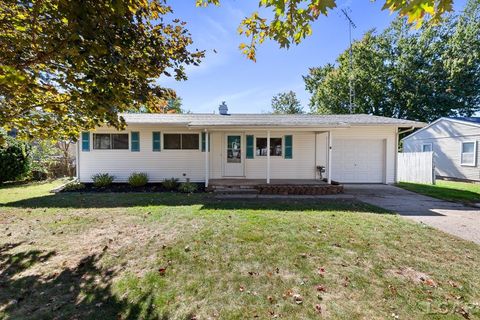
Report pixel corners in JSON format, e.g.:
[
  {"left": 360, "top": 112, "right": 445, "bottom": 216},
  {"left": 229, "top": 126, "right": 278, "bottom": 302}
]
[
  {"left": 403, "top": 117, "right": 480, "bottom": 182},
  {"left": 76, "top": 106, "right": 424, "bottom": 186}
]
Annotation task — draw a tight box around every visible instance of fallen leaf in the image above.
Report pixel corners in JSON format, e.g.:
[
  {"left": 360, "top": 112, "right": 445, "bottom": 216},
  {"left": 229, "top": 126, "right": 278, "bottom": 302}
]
[
  {"left": 424, "top": 278, "right": 437, "bottom": 288},
  {"left": 293, "top": 294, "right": 303, "bottom": 304},
  {"left": 315, "top": 304, "right": 322, "bottom": 314},
  {"left": 158, "top": 267, "right": 167, "bottom": 276},
  {"left": 315, "top": 285, "right": 326, "bottom": 292}
]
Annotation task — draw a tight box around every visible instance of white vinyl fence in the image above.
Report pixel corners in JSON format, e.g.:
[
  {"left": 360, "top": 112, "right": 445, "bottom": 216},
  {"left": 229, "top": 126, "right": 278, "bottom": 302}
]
[{"left": 397, "top": 152, "right": 435, "bottom": 184}]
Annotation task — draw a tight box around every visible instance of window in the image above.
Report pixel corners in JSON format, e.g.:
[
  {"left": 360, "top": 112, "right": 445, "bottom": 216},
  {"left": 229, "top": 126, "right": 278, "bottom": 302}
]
[
  {"left": 93, "top": 134, "right": 129, "bottom": 150},
  {"left": 422, "top": 143, "right": 432, "bottom": 152},
  {"left": 461, "top": 141, "right": 477, "bottom": 166},
  {"left": 164, "top": 134, "right": 199, "bottom": 150},
  {"left": 227, "top": 135, "right": 242, "bottom": 163},
  {"left": 256, "top": 137, "right": 282, "bottom": 156}
]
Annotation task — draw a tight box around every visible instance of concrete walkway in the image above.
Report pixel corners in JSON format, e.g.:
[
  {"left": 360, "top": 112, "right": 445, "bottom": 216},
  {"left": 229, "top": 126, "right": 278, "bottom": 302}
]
[{"left": 344, "top": 184, "right": 480, "bottom": 244}]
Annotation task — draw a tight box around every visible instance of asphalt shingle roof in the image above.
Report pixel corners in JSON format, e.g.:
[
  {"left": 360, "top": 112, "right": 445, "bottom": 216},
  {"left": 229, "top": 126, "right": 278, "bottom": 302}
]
[
  {"left": 119, "top": 113, "right": 425, "bottom": 128},
  {"left": 450, "top": 117, "right": 480, "bottom": 125}
]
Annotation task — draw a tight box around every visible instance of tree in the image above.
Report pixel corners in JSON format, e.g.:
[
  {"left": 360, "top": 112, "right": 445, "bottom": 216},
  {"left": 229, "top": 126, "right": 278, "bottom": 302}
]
[
  {"left": 134, "top": 97, "right": 184, "bottom": 113},
  {"left": 0, "top": 0, "right": 204, "bottom": 139},
  {"left": 0, "top": 129, "right": 31, "bottom": 183},
  {"left": 198, "top": 0, "right": 454, "bottom": 61},
  {"left": 271, "top": 91, "right": 304, "bottom": 114},
  {"left": 304, "top": 0, "right": 480, "bottom": 122},
  {"left": 29, "top": 139, "right": 75, "bottom": 180}
]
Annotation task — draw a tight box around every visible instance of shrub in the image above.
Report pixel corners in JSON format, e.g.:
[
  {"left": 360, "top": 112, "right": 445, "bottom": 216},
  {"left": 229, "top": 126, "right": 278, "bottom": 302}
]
[
  {"left": 0, "top": 129, "right": 31, "bottom": 183},
  {"left": 91, "top": 173, "right": 115, "bottom": 188},
  {"left": 63, "top": 181, "right": 86, "bottom": 191},
  {"left": 128, "top": 172, "right": 149, "bottom": 187},
  {"left": 162, "top": 178, "right": 179, "bottom": 191},
  {"left": 178, "top": 182, "right": 198, "bottom": 193},
  {"left": 30, "top": 170, "right": 49, "bottom": 181}
]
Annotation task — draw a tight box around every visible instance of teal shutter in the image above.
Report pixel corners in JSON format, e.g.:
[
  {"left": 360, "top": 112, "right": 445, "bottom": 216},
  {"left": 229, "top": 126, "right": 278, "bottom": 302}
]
[
  {"left": 284, "top": 135, "right": 292, "bottom": 159},
  {"left": 201, "top": 132, "right": 210, "bottom": 152},
  {"left": 246, "top": 135, "right": 254, "bottom": 159},
  {"left": 81, "top": 132, "right": 90, "bottom": 151},
  {"left": 131, "top": 132, "right": 140, "bottom": 151},
  {"left": 152, "top": 132, "right": 161, "bottom": 151}
]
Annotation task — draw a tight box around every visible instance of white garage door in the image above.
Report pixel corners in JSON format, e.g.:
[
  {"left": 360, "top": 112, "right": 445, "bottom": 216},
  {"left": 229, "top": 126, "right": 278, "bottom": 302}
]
[{"left": 332, "top": 139, "right": 385, "bottom": 183}]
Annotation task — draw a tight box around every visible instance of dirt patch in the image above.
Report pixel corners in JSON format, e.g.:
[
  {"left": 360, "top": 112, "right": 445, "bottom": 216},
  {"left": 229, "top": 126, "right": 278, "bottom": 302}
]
[
  {"left": 387, "top": 267, "right": 437, "bottom": 287},
  {"left": 1, "top": 209, "right": 203, "bottom": 282}
]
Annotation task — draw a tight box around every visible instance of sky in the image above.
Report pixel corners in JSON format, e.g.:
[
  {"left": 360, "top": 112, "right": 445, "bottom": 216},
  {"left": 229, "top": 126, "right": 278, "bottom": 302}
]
[{"left": 158, "top": 0, "right": 468, "bottom": 114}]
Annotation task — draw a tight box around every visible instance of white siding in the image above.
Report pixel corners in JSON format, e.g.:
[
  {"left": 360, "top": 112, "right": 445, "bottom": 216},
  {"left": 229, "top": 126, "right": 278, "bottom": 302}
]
[
  {"left": 243, "top": 131, "right": 317, "bottom": 179},
  {"left": 403, "top": 119, "right": 480, "bottom": 181},
  {"left": 79, "top": 125, "right": 398, "bottom": 184},
  {"left": 79, "top": 125, "right": 206, "bottom": 183}
]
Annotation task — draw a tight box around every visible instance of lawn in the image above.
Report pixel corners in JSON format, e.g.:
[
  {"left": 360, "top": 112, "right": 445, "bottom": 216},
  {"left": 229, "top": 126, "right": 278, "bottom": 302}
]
[
  {"left": 397, "top": 180, "right": 480, "bottom": 205},
  {"left": 1, "top": 181, "right": 479, "bottom": 319}
]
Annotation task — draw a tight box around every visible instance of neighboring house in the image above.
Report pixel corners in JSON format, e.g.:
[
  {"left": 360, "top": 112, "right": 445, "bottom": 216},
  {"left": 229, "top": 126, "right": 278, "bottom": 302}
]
[
  {"left": 403, "top": 117, "right": 480, "bottom": 182},
  {"left": 77, "top": 106, "right": 424, "bottom": 185}
]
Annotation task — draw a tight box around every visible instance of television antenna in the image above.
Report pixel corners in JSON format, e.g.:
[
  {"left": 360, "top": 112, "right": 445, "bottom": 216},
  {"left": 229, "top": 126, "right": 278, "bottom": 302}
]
[{"left": 340, "top": 8, "right": 357, "bottom": 113}]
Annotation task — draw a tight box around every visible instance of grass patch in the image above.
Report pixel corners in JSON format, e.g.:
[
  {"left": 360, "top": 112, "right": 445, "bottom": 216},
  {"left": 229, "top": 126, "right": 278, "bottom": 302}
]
[
  {"left": 397, "top": 180, "right": 480, "bottom": 205},
  {"left": 0, "top": 181, "right": 479, "bottom": 319}
]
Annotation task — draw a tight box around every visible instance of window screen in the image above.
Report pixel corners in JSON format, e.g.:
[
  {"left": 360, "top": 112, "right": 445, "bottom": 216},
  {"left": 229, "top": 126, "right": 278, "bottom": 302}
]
[
  {"left": 93, "top": 134, "right": 128, "bottom": 150},
  {"left": 256, "top": 137, "right": 282, "bottom": 156},
  {"left": 164, "top": 134, "right": 199, "bottom": 150}
]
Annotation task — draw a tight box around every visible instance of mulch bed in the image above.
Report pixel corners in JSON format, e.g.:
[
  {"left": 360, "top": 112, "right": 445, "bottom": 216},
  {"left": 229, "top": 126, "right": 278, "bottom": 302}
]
[{"left": 61, "top": 183, "right": 206, "bottom": 193}]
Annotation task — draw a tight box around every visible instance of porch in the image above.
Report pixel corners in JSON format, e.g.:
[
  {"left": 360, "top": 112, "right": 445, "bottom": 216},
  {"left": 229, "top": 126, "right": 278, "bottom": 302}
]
[{"left": 208, "top": 179, "right": 343, "bottom": 195}]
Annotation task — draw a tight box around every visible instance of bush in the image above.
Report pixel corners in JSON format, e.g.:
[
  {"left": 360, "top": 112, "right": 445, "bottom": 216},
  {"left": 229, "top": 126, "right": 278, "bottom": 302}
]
[
  {"left": 162, "top": 178, "right": 179, "bottom": 191},
  {"left": 0, "top": 130, "right": 31, "bottom": 183},
  {"left": 63, "top": 181, "right": 86, "bottom": 191},
  {"left": 128, "top": 172, "right": 149, "bottom": 187},
  {"left": 178, "top": 182, "right": 198, "bottom": 193},
  {"left": 31, "top": 170, "right": 48, "bottom": 181},
  {"left": 91, "top": 173, "right": 115, "bottom": 188}
]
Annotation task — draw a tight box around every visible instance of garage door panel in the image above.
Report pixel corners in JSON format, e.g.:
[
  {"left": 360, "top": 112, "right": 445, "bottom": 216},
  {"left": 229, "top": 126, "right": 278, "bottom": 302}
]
[{"left": 332, "top": 139, "right": 385, "bottom": 183}]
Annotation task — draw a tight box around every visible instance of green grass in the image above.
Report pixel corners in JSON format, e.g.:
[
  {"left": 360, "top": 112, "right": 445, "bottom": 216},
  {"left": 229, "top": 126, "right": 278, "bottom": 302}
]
[
  {"left": 397, "top": 180, "right": 480, "bottom": 205},
  {"left": 0, "top": 181, "right": 479, "bottom": 319}
]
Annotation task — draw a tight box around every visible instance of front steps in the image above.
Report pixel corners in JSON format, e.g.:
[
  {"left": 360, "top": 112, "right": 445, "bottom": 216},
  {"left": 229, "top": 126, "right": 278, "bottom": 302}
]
[
  {"left": 209, "top": 181, "right": 344, "bottom": 197},
  {"left": 209, "top": 184, "right": 259, "bottom": 196}
]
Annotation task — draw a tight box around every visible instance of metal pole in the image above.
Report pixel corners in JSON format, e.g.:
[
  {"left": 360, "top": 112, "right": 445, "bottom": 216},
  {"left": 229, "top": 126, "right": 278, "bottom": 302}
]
[
  {"left": 205, "top": 130, "right": 209, "bottom": 188},
  {"left": 341, "top": 8, "right": 356, "bottom": 114},
  {"left": 267, "top": 130, "right": 271, "bottom": 184},
  {"left": 327, "top": 131, "right": 332, "bottom": 184}
]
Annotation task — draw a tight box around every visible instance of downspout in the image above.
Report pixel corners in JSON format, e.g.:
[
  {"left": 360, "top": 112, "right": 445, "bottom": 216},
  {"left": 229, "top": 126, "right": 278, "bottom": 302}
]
[
  {"left": 76, "top": 136, "right": 80, "bottom": 181},
  {"left": 395, "top": 126, "right": 415, "bottom": 183}
]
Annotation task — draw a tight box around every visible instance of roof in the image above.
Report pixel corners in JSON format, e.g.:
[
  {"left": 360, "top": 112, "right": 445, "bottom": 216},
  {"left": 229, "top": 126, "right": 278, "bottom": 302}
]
[
  {"left": 450, "top": 117, "right": 480, "bottom": 124},
  {"left": 403, "top": 116, "right": 480, "bottom": 141},
  {"left": 119, "top": 113, "right": 425, "bottom": 128}
]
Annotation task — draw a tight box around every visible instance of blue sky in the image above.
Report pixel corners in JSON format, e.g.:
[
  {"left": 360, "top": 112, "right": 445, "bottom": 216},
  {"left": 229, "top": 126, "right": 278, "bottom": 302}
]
[{"left": 159, "top": 0, "right": 468, "bottom": 114}]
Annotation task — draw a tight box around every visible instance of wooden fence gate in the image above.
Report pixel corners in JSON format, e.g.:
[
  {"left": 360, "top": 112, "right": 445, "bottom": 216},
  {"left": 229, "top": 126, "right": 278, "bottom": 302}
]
[{"left": 397, "top": 152, "right": 435, "bottom": 184}]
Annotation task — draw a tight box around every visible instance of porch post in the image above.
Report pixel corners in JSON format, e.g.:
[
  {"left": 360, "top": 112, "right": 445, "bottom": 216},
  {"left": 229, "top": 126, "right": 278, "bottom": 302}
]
[
  {"left": 327, "top": 130, "right": 332, "bottom": 184},
  {"left": 205, "top": 130, "right": 209, "bottom": 188},
  {"left": 267, "top": 130, "right": 271, "bottom": 184}
]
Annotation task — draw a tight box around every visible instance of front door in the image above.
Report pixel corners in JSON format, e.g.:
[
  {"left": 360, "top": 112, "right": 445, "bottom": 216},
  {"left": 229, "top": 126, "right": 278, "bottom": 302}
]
[{"left": 224, "top": 134, "right": 244, "bottom": 177}]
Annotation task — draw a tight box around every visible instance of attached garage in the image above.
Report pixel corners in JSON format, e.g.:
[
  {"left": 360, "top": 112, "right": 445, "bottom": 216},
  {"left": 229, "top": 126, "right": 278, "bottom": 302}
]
[{"left": 331, "top": 139, "right": 386, "bottom": 183}]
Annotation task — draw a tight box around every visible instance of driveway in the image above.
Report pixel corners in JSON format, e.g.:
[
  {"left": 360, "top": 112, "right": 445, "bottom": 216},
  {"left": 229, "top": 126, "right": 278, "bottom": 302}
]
[{"left": 344, "top": 184, "right": 480, "bottom": 244}]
